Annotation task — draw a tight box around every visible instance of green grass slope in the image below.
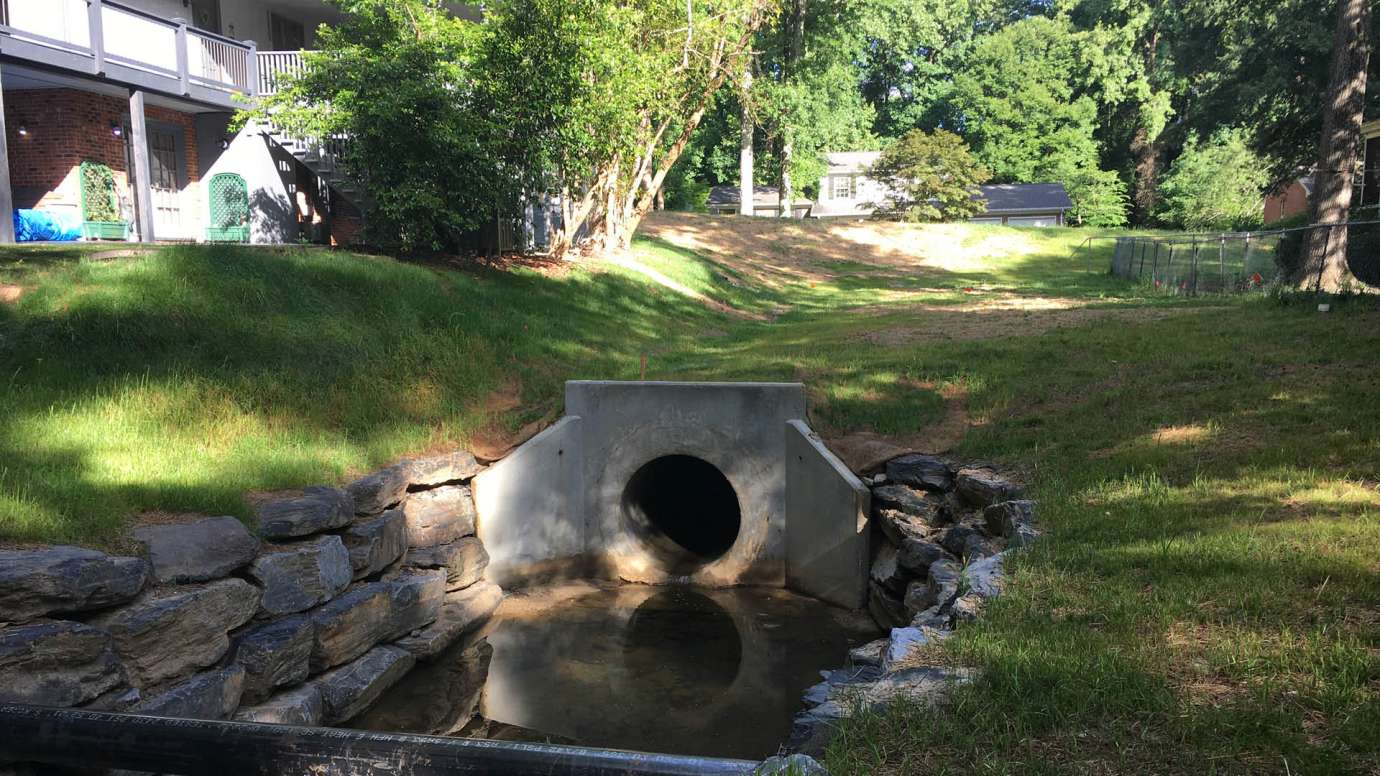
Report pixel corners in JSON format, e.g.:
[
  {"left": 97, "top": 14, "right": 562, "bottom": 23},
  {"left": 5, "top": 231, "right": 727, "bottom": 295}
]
[{"left": 2, "top": 217, "right": 1377, "bottom": 772}]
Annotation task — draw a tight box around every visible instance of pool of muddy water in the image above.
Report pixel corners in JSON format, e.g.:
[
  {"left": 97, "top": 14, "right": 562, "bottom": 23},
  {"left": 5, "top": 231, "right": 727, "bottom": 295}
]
[{"left": 353, "top": 582, "right": 880, "bottom": 759}]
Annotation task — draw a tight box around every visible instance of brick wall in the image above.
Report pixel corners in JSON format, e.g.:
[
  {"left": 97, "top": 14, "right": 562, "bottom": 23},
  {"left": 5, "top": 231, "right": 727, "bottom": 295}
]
[{"left": 4, "top": 88, "right": 199, "bottom": 215}]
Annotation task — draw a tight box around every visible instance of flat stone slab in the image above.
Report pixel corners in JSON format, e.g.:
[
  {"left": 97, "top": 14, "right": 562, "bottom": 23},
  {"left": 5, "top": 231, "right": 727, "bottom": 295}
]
[
  {"left": 233, "top": 683, "right": 324, "bottom": 726},
  {"left": 870, "top": 484, "right": 938, "bottom": 519},
  {"left": 405, "top": 451, "right": 481, "bottom": 488},
  {"left": 248, "top": 536, "right": 353, "bottom": 616},
  {"left": 0, "top": 620, "right": 125, "bottom": 706},
  {"left": 133, "top": 665, "right": 244, "bottom": 720},
  {"left": 388, "top": 570, "right": 447, "bottom": 640},
  {"left": 0, "top": 546, "right": 147, "bottom": 622},
  {"left": 342, "top": 510, "right": 409, "bottom": 580},
  {"left": 401, "top": 486, "right": 476, "bottom": 548},
  {"left": 955, "top": 467, "right": 1024, "bottom": 508},
  {"left": 232, "top": 615, "right": 314, "bottom": 705},
  {"left": 133, "top": 516, "right": 259, "bottom": 585},
  {"left": 963, "top": 552, "right": 1007, "bottom": 600},
  {"left": 257, "top": 486, "right": 355, "bottom": 539},
  {"left": 346, "top": 465, "right": 412, "bottom": 516},
  {"left": 884, "top": 454, "right": 954, "bottom": 492},
  {"left": 881, "top": 626, "right": 948, "bottom": 673},
  {"left": 939, "top": 522, "right": 1001, "bottom": 562},
  {"left": 91, "top": 578, "right": 259, "bottom": 688},
  {"left": 404, "top": 537, "right": 488, "bottom": 591},
  {"left": 393, "top": 581, "right": 502, "bottom": 660},
  {"left": 309, "top": 582, "right": 393, "bottom": 673},
  {"left": 314, "top": 645, "right": 415, "bottom": 724}
]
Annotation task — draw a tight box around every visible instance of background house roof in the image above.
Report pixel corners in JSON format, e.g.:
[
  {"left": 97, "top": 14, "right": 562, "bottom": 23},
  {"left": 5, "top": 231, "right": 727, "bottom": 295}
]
[
  {"left": 823, "top": 151, "right": 882, "bottom": 175},
  {"left": 977, "top": 183, "right": 1073, "bottom": 213},
  {"left": 707, "top": 185, "right": 813, "bottom": 207}
]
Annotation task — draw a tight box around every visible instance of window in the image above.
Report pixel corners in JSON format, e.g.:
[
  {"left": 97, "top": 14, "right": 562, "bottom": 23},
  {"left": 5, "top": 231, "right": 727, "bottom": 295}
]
[
  {"left": 270, "top": 12, "right": 306, "bottom": 51},
  {"left": 1361, "top": 136, "right": 1380, "bottom": 207},
  {"left": 149, "top": 129, "right": 179, "bottom": 191},
  {"left": 832, "top": 175, "right": 855, "bottom": 200}
]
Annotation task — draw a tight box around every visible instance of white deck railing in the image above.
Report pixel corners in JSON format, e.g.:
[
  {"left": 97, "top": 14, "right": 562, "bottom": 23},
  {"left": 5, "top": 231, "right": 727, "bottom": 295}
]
[
  {"left": 257, "top": 50, "right": 308, "bottom": 96},
  {"left": 0, "top": 0, "right": 256, "bottom": 100}
]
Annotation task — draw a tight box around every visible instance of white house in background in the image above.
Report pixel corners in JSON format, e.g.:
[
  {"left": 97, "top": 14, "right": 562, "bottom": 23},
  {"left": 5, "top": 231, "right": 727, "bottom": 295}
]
[
  {"left": 812, "top": 150, "right": 1074, "bottom": 226},
  {"left": 0, "top": 0, "right": 477, "bottom": 245}
]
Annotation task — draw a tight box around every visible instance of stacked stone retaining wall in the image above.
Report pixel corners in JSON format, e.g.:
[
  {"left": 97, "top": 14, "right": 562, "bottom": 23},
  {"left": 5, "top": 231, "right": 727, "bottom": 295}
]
[{"left": 0, "top": 450, "right": 502, "bottom": 729}]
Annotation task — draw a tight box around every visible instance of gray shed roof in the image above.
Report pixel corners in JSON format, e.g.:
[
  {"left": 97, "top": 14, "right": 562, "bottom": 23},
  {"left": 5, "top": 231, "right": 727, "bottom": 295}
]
[
  {"left": 977, "top": 183, "right": 1073, "bottom": 213},
  {"left": 707, "top": 185, "right": 812, "bottom": 207}
]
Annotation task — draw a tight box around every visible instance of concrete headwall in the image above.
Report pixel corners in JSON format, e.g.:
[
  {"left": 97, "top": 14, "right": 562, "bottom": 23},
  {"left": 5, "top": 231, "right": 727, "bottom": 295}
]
[{"left": 473, "top": 381, "right": 872, "bottom": 606}]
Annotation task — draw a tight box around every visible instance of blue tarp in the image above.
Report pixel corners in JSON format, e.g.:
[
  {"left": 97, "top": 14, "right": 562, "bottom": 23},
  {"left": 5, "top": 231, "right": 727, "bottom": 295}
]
[{"left": 14, "top": 209, "right": 82, "bottom": 242}]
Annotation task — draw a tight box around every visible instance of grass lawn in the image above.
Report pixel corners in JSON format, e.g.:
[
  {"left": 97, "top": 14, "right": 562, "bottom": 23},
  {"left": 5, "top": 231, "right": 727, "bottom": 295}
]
[{"left": 2, "top": 213, "right": 1377, "bottom": 772}]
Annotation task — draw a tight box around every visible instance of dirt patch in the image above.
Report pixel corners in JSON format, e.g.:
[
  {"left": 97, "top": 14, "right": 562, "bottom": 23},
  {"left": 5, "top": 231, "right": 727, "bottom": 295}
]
[
  {"left": 466, "top": 377, "right": 559, "bottom": 462},
  {"left": 857, "top": 305, "right": 1210, "bottom": 346},
  {"left": 0, "top": 284, "right": 22, "bottom": 304},
  {"left": 824, "top": 382, "right": 971, "bottom": 473}
]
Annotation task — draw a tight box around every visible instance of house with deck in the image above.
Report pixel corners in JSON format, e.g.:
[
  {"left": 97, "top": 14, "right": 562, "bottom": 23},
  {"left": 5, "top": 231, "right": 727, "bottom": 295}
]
[{"left": 0, "top": 0, "right": 475, "bottom": 245}]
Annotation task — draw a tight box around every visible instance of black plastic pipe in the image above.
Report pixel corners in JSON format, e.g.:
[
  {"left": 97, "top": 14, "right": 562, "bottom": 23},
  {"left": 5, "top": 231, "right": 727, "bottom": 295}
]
[{"left": 0, "top": 704, "right": 762, "bottom": 775}]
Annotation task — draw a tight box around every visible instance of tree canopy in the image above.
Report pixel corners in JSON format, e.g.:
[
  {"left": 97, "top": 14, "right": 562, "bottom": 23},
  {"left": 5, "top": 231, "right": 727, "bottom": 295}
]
[{"left": 257, "top": 0, "right": 1380, "bottom": 249}]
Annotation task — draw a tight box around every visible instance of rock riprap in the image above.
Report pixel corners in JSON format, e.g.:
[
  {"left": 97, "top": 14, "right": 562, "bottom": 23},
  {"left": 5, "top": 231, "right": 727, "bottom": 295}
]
[
  {"left": 0, "top": 546, "right": 147, "bottom": 622},
  {"left": 401, "top": 486, "right": 477, "bottom": 548},
  {"left": 0, "top": 620, "right": 125, "bottom": 706},
  {"left": 258, "top": 486, "right": 355, "bottom": 539},
  {"left": 248, "top": 536, "right": 353, "bottom": 616},
  {"left": 132, "top": 516, "right": 259, "bottom": 584},
  {"left": 91, "top": 578, "right": 259, "bottom": 687},
  {"left": 793, "top": 455, "right": 1033, "bottom": 755},
  {"left": 341, "top": 509, "right": 409, "bottom": 579}
]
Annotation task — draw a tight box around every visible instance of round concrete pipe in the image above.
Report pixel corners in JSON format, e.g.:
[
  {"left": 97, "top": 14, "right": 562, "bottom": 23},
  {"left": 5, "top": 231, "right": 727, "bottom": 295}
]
[{"left": 621, "top": 455, "right": 742, "bottom": 571}]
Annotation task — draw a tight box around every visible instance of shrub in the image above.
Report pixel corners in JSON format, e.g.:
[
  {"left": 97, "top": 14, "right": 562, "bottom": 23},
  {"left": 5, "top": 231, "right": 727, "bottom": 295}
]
[
  {"left": 866, "top": 129, "right": 990, "bottom": 222},
  {"left": 1157, "top": 129, "right": 1269, "bottom": 232},
  {"left": 80, "top": 162, "right": 120, "bottom": 223}
]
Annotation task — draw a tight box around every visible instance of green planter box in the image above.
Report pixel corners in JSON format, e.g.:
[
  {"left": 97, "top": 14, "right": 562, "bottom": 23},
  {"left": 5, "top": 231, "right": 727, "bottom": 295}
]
[
  {"left": 82, "top": 221, "right": 129, "bottom": 240},
  {"left": 206, "top": 226, "right": 250, "bottom": 243}
]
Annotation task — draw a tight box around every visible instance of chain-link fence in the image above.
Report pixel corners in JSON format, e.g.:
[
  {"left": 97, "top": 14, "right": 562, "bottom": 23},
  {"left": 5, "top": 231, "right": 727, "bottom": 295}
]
[{"left": 1108, "top": 221, "right": 1380, "bottom": 294}]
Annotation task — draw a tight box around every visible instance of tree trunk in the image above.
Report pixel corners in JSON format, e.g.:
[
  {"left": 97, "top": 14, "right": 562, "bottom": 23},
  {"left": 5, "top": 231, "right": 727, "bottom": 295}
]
[
  {"left": 1303, "top": 0, "right": 1372, "bottom": 292},
  {"left": 1130, "top": 126, "right": 1163, "bottom": 223},
  {"left": 777, "top": 0, "right": 805, "bottom": 219},
  {"left": 739, "top": 62, "right": 755, "bottom": 217}
]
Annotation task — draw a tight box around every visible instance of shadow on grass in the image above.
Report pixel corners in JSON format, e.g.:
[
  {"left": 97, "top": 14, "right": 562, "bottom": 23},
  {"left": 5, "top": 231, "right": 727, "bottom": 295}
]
[{"left": 0, "top": 244, "right": 732, "bottom": 544}]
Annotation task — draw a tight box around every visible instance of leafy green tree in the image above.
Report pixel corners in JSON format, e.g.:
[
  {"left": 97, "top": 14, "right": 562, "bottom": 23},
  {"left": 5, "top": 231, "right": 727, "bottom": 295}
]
[
  {"left": 856, "top": 0, "right": 1043, "bottom": 137},
  {"left": 947, "top": 15, "right": 1125, "bottom": 224},
  {"left": 1155, "top": 129, "right": 1269, "bottom": 231},
  {"left": 250, "top": 0, "right": 496, "bottom": 253},
  {"left": 866, "top": 129, "right": 990, "bottom": 221},
  {"left": 1065, "top": 167, "right": 1129, "bottom": 227}
]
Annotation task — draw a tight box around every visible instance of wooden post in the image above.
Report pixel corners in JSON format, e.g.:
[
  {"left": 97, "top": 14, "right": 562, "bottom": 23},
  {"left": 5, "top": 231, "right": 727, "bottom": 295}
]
[
  {"left": 128, "top": 90, "right": 155, "bottom": 242},
  {"left": 173, "top": 18, "right": 190, "bottom": 96},
  {"left": 245, "top": 40, "right": 259, "bottom": 98},
  {"left": 0, "top": 66, "right": 14, "bottom": 244},
  {"left": 88, "top": 0, "right": 106, "bottom": 75}
]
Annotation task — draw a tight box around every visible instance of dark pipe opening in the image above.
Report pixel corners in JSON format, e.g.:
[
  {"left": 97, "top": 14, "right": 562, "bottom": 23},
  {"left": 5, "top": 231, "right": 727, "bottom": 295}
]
[{"left": 622, "top": 455, "right": 741, "bottom": 565}]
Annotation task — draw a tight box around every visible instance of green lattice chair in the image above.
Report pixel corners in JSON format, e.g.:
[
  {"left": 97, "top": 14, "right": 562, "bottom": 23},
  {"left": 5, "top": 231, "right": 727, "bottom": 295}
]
[{"left": 206, "top": 173, "right": 250, "bottom": 243}]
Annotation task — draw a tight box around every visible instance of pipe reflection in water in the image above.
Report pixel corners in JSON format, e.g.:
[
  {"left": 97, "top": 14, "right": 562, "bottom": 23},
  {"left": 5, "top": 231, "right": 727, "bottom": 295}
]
[{"left": 425, "top": 583, "right": 880, "bottom": 759}]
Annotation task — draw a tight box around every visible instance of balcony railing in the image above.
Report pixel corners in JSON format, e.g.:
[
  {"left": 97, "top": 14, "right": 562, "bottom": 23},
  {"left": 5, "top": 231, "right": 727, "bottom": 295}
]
[
  {"left": 257, "top": 49, "right": 307, "bottom": 96},
  {"left": 0, "top": 0, "right": 256, "bottom": 106}
]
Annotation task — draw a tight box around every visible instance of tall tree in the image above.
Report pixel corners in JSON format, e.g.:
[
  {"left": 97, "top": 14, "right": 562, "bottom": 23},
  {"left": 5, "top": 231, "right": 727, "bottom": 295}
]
[
  {"left": 948, "top": 14, "right": 1127, "bottom": 224},
  {"left": 1303, "top": 0, "right": 1373, "bottom": 291},
  {"left": 739, "top": 60, "right": 756, "bottom": 216},
  {"left": 1066, "top": 0, "right": 1179, "bottom": 223},
  {"left": 777, "top": 0, "right": 806, "bottom": 216}
]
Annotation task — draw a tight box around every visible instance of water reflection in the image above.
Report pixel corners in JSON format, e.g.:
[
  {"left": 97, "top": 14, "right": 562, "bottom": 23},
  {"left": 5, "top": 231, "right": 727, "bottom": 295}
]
[{"left": 360, "top": 583, "right": 878, "bottom": 759}]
